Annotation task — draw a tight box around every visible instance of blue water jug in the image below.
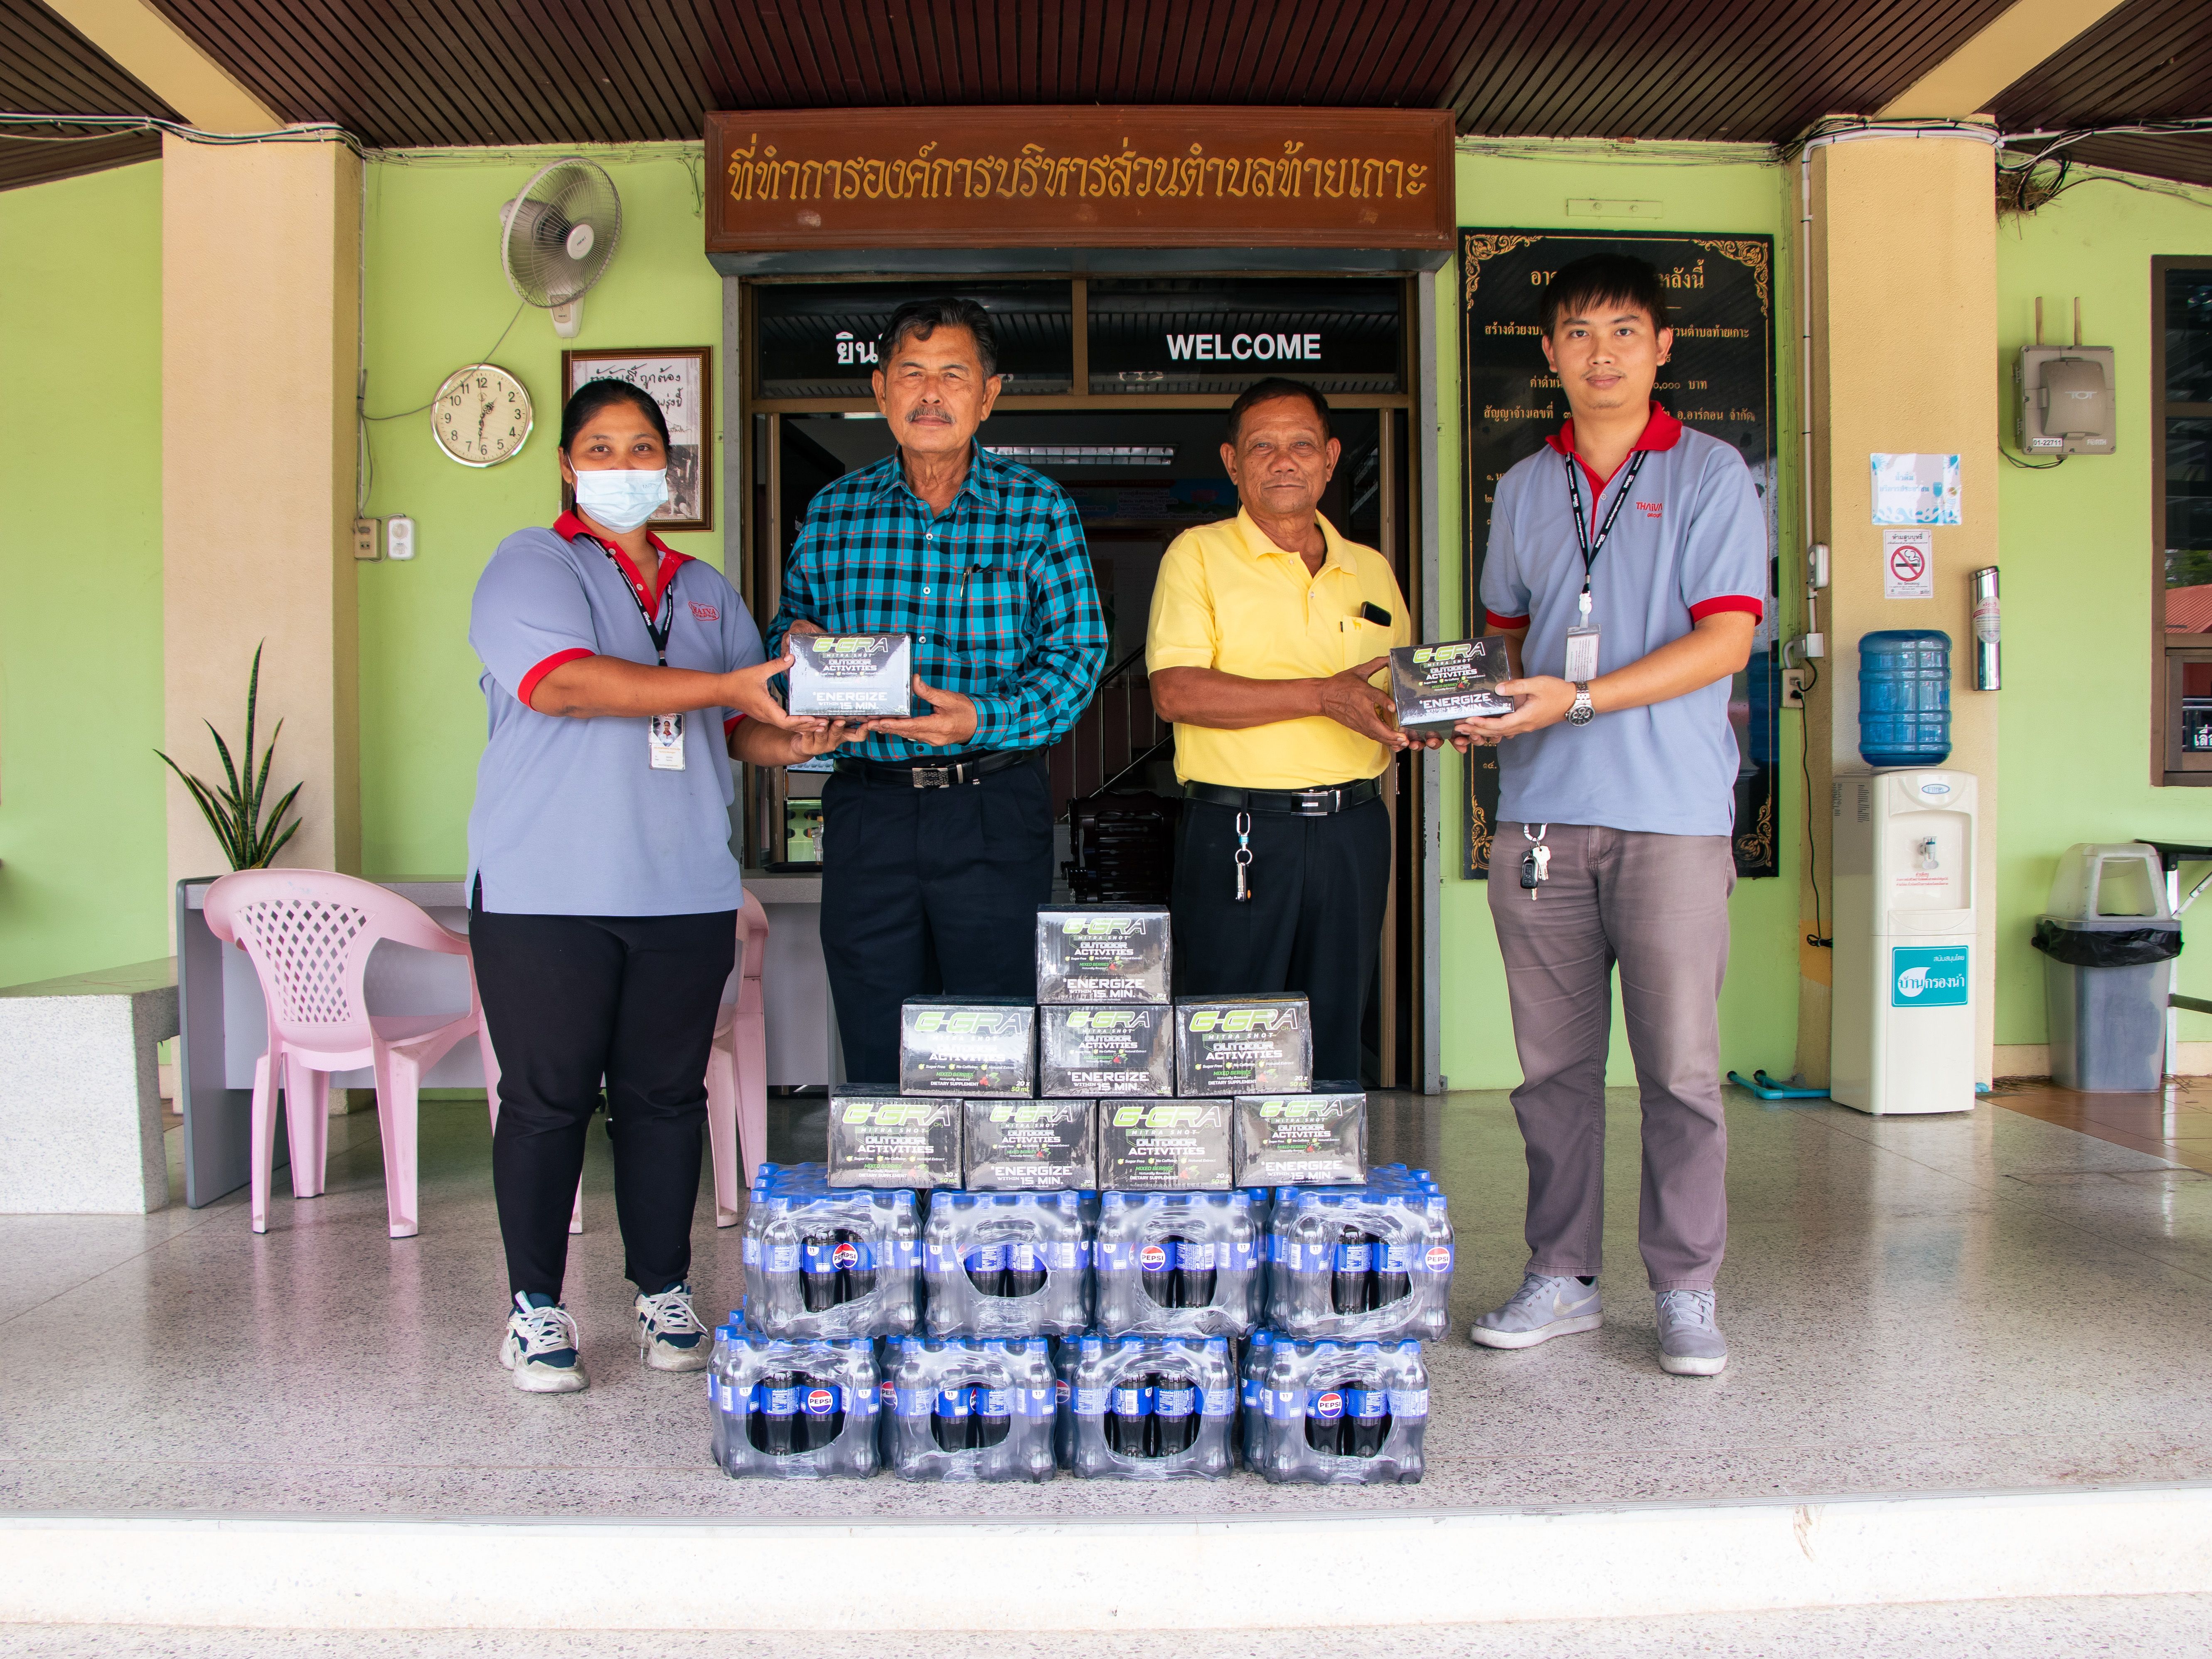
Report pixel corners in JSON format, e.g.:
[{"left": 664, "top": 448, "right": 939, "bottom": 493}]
[{"left": 1858, "top": 629, "right": 1951, "bottom": 768}]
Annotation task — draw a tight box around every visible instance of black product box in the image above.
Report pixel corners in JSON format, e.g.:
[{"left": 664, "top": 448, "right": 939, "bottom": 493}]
[
  {"left": 827, "top": 1085, "right": 962, "bottom": 1189},
  {"left": 1039, "top": 1004, "right": 1174, "bottom": 1098},
  {"left": 1035, "top": 906, "right": 1173, "bottom": 1004},
  {"left": 1231, "top": 1085, "right": 1368, "bottom": 1186},
  {"left": 1173, "top": 995, "right": 1314, "bottom": 1097},
  {"left": 787, "top": 632, "right": 914, "bottom": 719},
  {"left": 1388, "top": 638, "right": 1514, "bottom": 733},
  {"left": 962, "top": 1099, "right": 1097, "bottom": 1191},
  {"left": 898, "top": 997, "right": 1036, "bottom": 1098},
  {"left": 1096, "top": 1099, "right": 1233, "bottom": 1191}
]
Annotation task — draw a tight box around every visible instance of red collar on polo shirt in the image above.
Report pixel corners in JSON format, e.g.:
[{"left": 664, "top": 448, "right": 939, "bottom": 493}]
[
  {"left": 1543, "top": 401, "right": 1684, "bottom": 496},
  {"left": 555, "top": 510, "right": 691, "bottom": 611}
]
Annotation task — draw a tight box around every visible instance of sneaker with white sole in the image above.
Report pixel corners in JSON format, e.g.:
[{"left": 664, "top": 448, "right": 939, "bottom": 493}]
[
  {"left": 636, "top": 1281, "right": 710, "bottom": 1371},
  {"left": 1655, "top": 1288, "right": 1727, "bottom": 1376},
  {"left": 1469, "top": 1272, "right": 1603, "bottom": 1349},
  {"left": 499, "top": 1292, "right": 587, "bottom": 1393}
]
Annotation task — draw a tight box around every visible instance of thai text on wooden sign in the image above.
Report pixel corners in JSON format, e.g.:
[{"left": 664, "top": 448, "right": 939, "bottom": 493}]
[{"left": 704, "top": 108, "right": 1455, "bottom": 252}]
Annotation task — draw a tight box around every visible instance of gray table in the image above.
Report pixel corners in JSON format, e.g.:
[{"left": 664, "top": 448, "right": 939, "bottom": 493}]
[{"left": 174, "top": 872, "right": 834, "bottom": 1207}]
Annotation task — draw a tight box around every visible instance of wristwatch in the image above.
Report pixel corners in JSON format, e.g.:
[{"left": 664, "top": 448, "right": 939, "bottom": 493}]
[{"left": 1565, "top": 683, "right": 1596, "bottom": 726}]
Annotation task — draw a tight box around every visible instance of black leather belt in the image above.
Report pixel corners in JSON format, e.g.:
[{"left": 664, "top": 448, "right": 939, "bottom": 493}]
[
  {"left": 834, "top": 749, "right": 1035, "bottom": 788},
  {"left": 1185, "top": 778, "right": 1382, "bottom": 816}
]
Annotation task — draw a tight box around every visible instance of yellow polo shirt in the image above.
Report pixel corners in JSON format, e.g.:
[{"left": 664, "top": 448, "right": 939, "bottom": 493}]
[{"left": 1145, "top": 509, "right": 1412, "bottom": 789}]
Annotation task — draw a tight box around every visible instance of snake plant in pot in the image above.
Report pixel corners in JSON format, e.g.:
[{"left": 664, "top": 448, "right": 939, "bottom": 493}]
[{"left": 156, "top": 642, "right": 303, "bottom": 870}]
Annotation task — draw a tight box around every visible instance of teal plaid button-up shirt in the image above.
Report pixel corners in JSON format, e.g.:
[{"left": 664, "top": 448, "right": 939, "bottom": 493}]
[{"left": 767, "top": 444, "right": 1107, "bottom": 762}]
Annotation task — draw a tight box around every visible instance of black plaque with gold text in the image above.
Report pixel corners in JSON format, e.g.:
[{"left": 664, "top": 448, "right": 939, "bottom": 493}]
[{"left": 1458, "top": 229, "right": 1781, "bottom": 879}]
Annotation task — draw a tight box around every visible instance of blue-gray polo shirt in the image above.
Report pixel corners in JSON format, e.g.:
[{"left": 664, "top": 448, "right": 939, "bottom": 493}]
[
  {"left": 467, "top": 513, "right": 765, "bottom": 916},
  {"left": 1480, "top": 404, "right": 1766, "bottom": 837}
]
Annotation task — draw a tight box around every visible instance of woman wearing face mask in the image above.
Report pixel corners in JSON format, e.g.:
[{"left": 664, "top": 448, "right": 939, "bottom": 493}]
[{"left": 466, "top": 379, "right": 865, "bottom": 1393}]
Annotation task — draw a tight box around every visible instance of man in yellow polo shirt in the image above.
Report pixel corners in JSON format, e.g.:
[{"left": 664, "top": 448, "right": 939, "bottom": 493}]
[{"left": 1146, "top": 377, "right": 1413, "bottom": 1082}]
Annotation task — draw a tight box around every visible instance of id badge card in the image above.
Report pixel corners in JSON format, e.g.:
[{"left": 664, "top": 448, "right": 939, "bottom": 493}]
[
  {"left": 1563, "top": 624, "right": 1600, "bottom": 684},
  {"left": 648, "top": 712, "right": 686, "bottom": 770}
]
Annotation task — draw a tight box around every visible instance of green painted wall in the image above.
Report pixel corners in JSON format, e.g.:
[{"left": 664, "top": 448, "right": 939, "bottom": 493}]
[
  {"left": 0, "top": 162, "right": 170, "bottom": 986},
  {"left": 1437, "top": 146, "right": 1804, "bottom": 1088},
  {"left": 357, "top": 146, "right": 723, "bottom": 879},
  {"left": 1993, "top": 178, "right": 2212, "bottom": 1049}
]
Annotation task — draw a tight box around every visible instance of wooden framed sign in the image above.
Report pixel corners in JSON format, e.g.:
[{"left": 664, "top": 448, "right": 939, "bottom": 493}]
[
  {"left": 705, "top": 107, "right": 1454, "bottom": 254},
  {"left": 1457, "top": 228, "right": 1781, "bottom": 881},
  {"left": 561, "top": 347, "right": 713, "bottom": 532}
]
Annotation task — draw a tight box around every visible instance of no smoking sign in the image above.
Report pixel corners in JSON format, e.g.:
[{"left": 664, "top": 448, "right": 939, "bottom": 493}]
[{"left": 1883, "top": 529, "right": 1934, "bottom": 600}]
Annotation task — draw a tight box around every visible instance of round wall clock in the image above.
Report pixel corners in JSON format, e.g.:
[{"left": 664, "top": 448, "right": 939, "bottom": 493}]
[{"left": 431, "top": 363, "right": 533, "bottom": 467}]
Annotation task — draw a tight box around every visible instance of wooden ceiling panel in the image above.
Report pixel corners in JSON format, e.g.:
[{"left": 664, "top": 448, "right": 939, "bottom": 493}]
[
  {"left": 2, "top": 0, "right": 177, "bottom": 190},
  {"left": 1995, "top": 0, "right": 2212, "bottom": 128}
]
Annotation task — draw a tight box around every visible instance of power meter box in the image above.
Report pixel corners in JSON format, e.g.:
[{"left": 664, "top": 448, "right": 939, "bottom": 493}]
[
  {"left": 787, "top": 632, "right": 915, "bottom": 719},
  {"left": 1388, "top": 638, "right": 1514, "bottom": 733},
  {"left": 1035, "top": 905, "right": 1173, "bottom": 1004},
  {"left": 827, "top": 1085, "right": 962, "bottom": 1189},
  {"left": 1039, "top": 1004, "right": 1174, "bottom": 1098},
  {"left": 2014, "top": 346, "right": 2116, "bottom": 457},
  {"left": 898, "top": 996, "right": 1036, "bottom": 1098},
  {"left": 962, "top": 1098, "right": 1098, "bottom": 1191},
  {"left": 1095, "top": 1099, "right": 1233, "bottom": 1191},
  {"left": 1231, "top": 1086, "right": 1369, "bottom": 1187},
  {"left": 1173, "top": 995, "right": 1314, "bottom": 1097}
]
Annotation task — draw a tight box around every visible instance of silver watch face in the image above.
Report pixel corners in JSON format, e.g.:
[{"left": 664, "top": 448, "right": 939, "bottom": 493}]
[{"left": 1566, "top": 689, "right": 1595, "bottom": 726}]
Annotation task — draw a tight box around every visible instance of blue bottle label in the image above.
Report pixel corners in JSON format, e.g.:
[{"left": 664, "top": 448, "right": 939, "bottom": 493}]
[
  {"left": 767, "top": 1245, "right": 799, "bottom": 1272},
  {"left": 1201, "top": 1386, "right": 1235, "bottom": 1417},
  {"left": 801, "top": 1386, "right": 841, "bottom": 1416},
  {"left": 1155, "top": 1385, "right": 1195, "bottom": 1419},
  {"left": 1308, "top": 1389, "right": 1344, "bottom": 1423},
  {"left": 1074, "top": 1387, "right": 1108, "bottom": 1414},
  {"left": 1174, "top": 1241, "right": 1218, "bottom": 1271},
  {"left": 1336, "top": 1243, "right": 1372, "bottom": 1272},
  {"left": 1388, "top": 1388, "right": 1429, "bottom": 1418},
  {"left": 1348, "top": 1386, "right": 1387, "bottom": 1420},
  {"left": 764, "top": 1387, "right": 797, "bottom": 1414},
  {"left": 976, "top": 1388, "right": 1012, "bottom": 1416}
]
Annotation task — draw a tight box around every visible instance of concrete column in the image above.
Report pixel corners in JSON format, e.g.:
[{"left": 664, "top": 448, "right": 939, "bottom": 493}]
[
  {"left": 1795, "top": 130, "right": 2000, "bottom": 1087},
  {"left": 161, "top": 134, "right": 362, "bottom": 881}
]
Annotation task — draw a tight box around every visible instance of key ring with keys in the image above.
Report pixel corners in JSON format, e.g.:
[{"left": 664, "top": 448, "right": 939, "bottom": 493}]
[
  {"left": 1233, "top": 811, "right": 1254, "bottom": 903},
  {"left": 1519, "top": 822, "right": 1551, "bottom": 900}
]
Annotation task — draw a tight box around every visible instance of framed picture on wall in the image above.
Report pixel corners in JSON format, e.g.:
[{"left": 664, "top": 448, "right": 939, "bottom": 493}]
[
  {"left": 1458, "top": 229, "right": 1781, "bottom": 881},
  {"left": 561, "top": 347, "right": 714, "bottom": 532}
]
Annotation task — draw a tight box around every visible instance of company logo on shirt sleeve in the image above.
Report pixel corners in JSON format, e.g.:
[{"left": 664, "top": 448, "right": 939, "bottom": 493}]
[
  {"left": 1634, "top": 500, "right": 1664, "bottom": 521},
  {"left": 689, "top": 601, "right": 720, "bottom": 621}
]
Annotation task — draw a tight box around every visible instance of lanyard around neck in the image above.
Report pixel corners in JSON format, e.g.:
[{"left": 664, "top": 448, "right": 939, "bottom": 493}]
[
  {"left": 1562, "top": 447, "right": 1649, "bottom": 607},
  {"left": 594, "top": 541, "right": 674, "bottom": 666}
]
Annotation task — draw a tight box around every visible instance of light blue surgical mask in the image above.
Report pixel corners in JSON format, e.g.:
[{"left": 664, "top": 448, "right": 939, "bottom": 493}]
[{"left": 573, "top": 467, "right": 668, "bottom": 533}]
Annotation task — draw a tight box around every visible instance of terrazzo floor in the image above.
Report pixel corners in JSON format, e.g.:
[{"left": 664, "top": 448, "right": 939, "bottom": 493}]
[{"left": 5, "top": 1085, "right": 2212, "bottom": 1518}]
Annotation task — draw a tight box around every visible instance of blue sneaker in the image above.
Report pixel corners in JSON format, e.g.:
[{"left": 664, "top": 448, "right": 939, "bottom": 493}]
[
  {"left": 499, "top": 1292, "right": 587, "bottom": 1393},
  {"left": 636, "top": 1281, "right": 709, "bottom": 1371}
]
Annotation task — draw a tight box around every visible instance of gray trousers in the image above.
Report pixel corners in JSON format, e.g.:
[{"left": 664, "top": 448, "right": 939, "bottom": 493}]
[{"left": 1487, "top": 822, "right": 1733, "bottom": 1292}]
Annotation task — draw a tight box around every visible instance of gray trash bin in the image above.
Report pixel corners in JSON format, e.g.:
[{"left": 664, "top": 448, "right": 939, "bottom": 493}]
[{"left": 2033, "top": 916, "right": 2183, "bottom": 1092}]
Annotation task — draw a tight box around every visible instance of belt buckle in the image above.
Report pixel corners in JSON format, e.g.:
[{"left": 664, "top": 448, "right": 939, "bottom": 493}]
[
  {"left": 1294, "top": 788, "right": 1337, "bottom": 817},
  {"left": 910, "top": 766, "right": 952, "bottom": 788}
]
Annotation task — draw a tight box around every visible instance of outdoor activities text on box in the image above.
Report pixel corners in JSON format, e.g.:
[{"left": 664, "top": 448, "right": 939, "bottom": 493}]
[
  {"left": 787, "top": 633, "right": 914, "bottom": 719},
  {"left": 1388, "top": 638, "right": 1513, "bottom": 734}
]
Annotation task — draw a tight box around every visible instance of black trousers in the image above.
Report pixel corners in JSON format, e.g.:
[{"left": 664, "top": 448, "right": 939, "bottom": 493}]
[
  {"left": 1171, "top": 796, "right": 1390, "bottom": 1085},
  {"left": 819, "top": 756, "right": 1053, "bottom": 1084},
  {"left": 470, "top": 901, "right": 736, "bottom": 1302}
]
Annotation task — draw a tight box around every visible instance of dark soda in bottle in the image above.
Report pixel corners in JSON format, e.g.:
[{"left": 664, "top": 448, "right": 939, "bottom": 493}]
[
  {"left": 1305, "top": 1384, "right": 1348, "bottom": 1455},
  {"left": 966, "top": 1241, "right": 1008, "bottom": 1298},
  {"left": 1003, "top": 1240, "right": 1046, "bottom": 1299},
  {"left": 832, "top": 1229, "right": 874, "bottom": 1302},
  {"left": 1139, "top": 1239, "right": 1177, "bottom": 1309},
  {"left": 1107, "top": 1376, "right": 1150, "bottom": 1455},
  {"left": 1374, "top": 1239, "right": 1412, "bottom": 1309},
  {"left": 974, "top": 1382, "right": 1012, "bottom": 1450},
  {"left": 1152, "top": 1370, "right": 1197, "bottom": 1457},
  {"left": 1173, "top": 1238, "right": 1218, "bottom": 1311},
  {"left": 931, "top": 1384, "right": 972, "bottom": 1452},
  {"left": 757, "top": 1369, "right": 798, "bottom": 1456},
  {"left": 801, "top": 1232, "right": 841, "bottom": 1312},
  {"left": 1345, "top": 1381, "right": 1388, "bottom": 1458},
  {"left": 797, "top": 1375, "right": 844, "bottom": 1451},
  {"left": 1332, "top": 1227, "right": 1374, "bottom": 1315}
]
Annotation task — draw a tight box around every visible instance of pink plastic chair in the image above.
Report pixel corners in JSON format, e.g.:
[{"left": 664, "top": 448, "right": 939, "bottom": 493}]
[
  {"left": 706, "top": 892, "right": 771, "bottom": 1226},
  {"left": 205, "top": 870, "right": 492, "bottom": 1239}
]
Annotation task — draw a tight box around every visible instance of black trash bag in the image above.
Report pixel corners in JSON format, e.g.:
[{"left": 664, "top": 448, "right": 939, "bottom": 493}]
[{"left": 2031, "top": 919, "right": 2183, "bottom": 967}]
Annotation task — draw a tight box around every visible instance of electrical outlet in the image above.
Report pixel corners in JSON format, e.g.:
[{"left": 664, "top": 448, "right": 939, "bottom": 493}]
[
  {"left": 385, "top": 515, "right": 416, "bottom": 561},
  {"left": 352, "top": 518, "right": 380, "bottom": 561},
  {"left": 1782, "top": 668, "right": 1807, "bottom": 709}
]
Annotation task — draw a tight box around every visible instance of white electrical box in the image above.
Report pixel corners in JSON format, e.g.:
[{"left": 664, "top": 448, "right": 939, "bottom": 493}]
[
  {"left": 1831, "top": 768, "right": 1977, "bottom": 1115},
  {"left": 385, "top": 515, "right": 416, "bottom": 561},
  {"left": 2014, "top": 345, "right": 2115, "bottom": 456}
]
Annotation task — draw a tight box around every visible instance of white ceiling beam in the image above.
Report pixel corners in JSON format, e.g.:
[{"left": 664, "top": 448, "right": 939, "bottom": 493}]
[
  {"left": 1878, "top": 0, "right": 2132, "bottom": 119},
  {"left": 44, "top": 0, "right": 279, "bottom": 132}
]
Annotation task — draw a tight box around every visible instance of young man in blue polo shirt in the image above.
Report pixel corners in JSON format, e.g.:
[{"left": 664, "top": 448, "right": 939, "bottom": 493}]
[{"left": 1454, "top": 253, "right": 1764, "bottom": 1377}]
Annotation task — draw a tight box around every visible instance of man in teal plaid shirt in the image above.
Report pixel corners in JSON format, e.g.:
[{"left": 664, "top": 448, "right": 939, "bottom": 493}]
[{"left": 768, "top": 296, "right": 1106, "bottom": 1083}]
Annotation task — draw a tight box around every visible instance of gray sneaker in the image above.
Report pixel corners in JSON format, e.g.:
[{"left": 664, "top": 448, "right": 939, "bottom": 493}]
[
  {"left": 1469, "top": 1272, "right": 1602, "bottom": 1349},
  {"left": 1655, "top": 1288, "right": 1727, "bottom": 1376}
]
